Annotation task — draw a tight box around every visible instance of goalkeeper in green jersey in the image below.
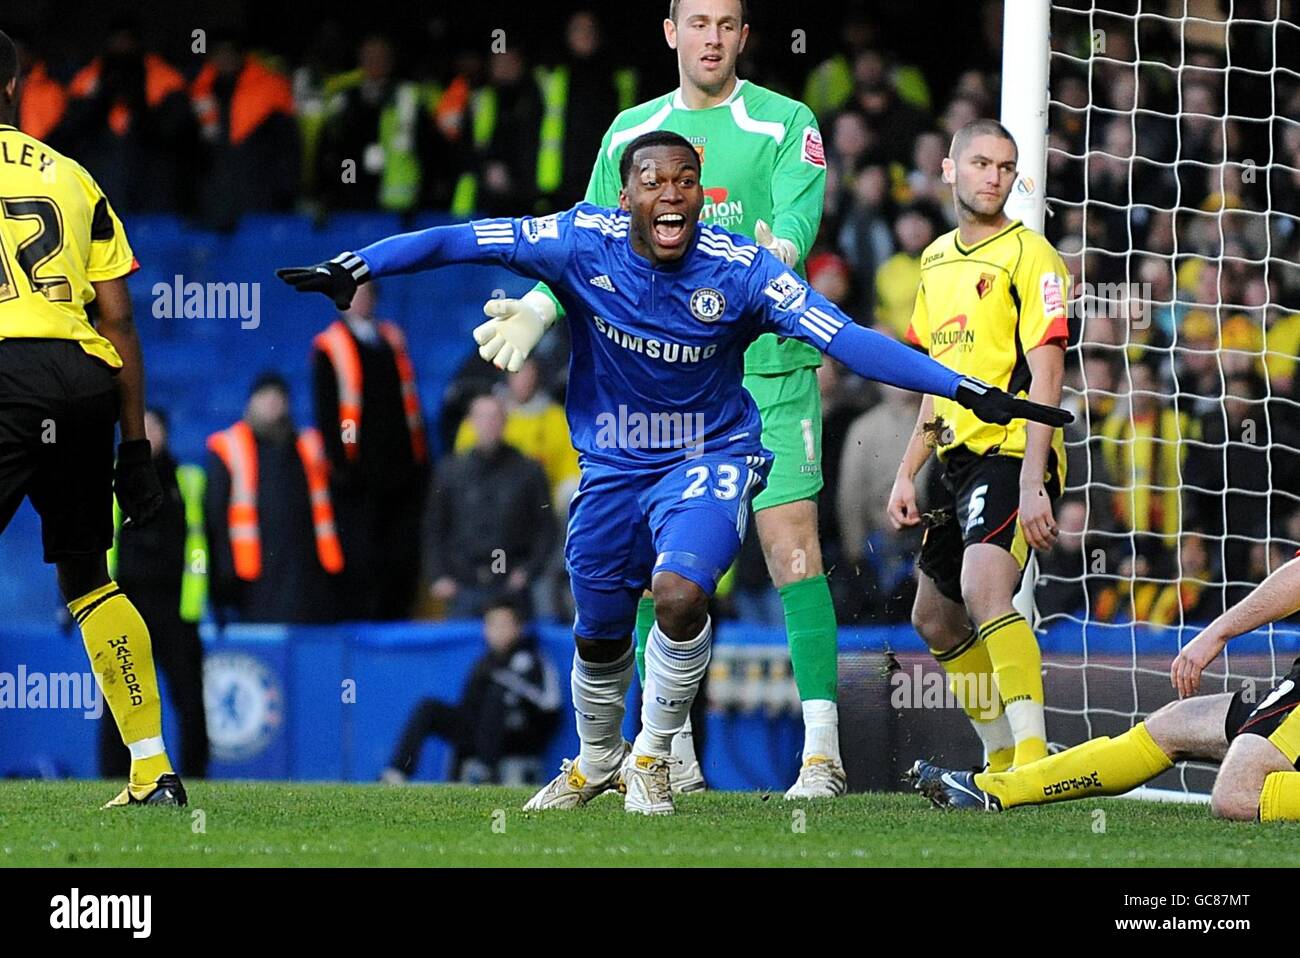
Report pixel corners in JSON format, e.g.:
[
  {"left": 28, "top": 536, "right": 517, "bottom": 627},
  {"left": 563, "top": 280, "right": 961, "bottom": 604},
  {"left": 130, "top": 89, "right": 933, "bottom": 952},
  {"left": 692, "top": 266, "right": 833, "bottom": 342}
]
[{"left": 472, "top": 0, "right": 845, "bottom": 798}]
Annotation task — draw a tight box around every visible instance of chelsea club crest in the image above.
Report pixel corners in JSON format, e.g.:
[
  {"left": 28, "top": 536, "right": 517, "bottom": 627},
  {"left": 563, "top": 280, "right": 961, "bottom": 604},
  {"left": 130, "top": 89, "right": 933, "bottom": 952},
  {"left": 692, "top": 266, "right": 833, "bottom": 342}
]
[{"left": 690, "top": 287, "right": 726, "bottom": 323}]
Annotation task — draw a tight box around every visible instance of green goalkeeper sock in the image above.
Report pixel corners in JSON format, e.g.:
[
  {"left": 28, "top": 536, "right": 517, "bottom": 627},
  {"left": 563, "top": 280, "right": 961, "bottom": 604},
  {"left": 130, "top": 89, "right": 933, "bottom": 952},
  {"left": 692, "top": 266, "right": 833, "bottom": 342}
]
[
  {"left": 633, "top": 593, "right": 655, "bottom": 684},
  {"left": 780, "top": 575, "right": 840, "bottom": 762},
  {"left": 780, "top": 574, "right": 839, "bottom": 702}
]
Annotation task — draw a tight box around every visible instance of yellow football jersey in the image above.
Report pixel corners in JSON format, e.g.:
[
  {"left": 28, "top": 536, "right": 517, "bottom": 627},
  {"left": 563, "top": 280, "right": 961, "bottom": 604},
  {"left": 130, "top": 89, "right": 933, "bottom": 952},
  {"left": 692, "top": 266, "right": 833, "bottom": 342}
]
[
  {"left": 906, "top": 219, "right": 1069, "bottom": 480},
  {"left": 0, "top": 124, "right": 137, "bottom": 367}
]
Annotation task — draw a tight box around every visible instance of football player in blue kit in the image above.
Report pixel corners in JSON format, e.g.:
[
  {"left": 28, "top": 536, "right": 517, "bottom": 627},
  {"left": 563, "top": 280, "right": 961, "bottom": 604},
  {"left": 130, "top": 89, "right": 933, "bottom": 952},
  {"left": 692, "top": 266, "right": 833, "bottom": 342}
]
[{"left": 278, "top": 130, "right": 1071, "bottom": 815}]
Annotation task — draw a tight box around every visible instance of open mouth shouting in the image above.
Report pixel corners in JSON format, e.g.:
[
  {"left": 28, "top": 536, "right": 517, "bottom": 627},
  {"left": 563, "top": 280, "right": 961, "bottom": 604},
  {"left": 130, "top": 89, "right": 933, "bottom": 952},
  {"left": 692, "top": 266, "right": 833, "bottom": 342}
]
[{"left": 653, "top": 211, "right": 689, "bottom": 248}]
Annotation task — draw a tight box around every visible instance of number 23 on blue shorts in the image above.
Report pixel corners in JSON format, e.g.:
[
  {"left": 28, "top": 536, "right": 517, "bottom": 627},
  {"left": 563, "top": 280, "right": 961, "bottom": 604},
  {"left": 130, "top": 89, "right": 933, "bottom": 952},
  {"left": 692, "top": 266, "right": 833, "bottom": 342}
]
[{"left": 567, "top": 450, "right": 772, "bottom": 598}]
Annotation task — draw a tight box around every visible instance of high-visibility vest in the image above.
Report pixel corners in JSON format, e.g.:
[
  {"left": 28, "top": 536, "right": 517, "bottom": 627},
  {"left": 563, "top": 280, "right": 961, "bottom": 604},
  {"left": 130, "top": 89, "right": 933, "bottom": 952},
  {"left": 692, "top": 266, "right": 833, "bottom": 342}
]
[
  {"left": 206, "top": 421, "right": 344, "bottom": 580},
  {"left": 535, "top": 65, "right": 636, "bottom": 201},
  {"left": 108, "top": 463, "right": 209, "bottom": 623},
  {"left": 68, "top": 54, "right": 187, "bottom": 137},
  {"left": 311, "top": 320, "right": 428, "bottom": 464},
  {"left": 377, "top": 82, "right": 425, "bottom": 211},
  {"left": 191, "top": 56, "right": 295, "bottom": 146},
  {"left": 19, "top": 60, "right": 68, "bottom": 142},
  {"left": 450, "top": 86, "right": 498, "bottom": 218},
  {"left": 451, "top": 67, "right": 637, "bottom": 217},
  {"left": 534, "top": 66, "right": 569, "bottom": 197}
]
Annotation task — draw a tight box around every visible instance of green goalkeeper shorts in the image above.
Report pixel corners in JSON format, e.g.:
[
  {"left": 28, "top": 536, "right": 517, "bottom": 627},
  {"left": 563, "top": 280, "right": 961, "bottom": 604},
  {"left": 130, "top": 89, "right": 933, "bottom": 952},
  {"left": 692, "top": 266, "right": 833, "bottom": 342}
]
[{"left": 745, "top": 366, "right": 824, "bottom": 513}]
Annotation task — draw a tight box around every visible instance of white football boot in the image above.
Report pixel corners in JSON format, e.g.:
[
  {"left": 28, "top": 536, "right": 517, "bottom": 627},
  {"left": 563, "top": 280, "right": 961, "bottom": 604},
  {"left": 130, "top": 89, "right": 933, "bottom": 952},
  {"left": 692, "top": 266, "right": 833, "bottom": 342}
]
[
  {"left": 783, "top": 755, "right": 848, "bottom": 799},
  {"left": 622, "top": 753, "right": 675, "bottom": 815},
  {"left": 522, "top": 742, "right": 629, "bottom": 811},
  {"left": 669, "top": 757, "right": 707, "bottom": 794}
]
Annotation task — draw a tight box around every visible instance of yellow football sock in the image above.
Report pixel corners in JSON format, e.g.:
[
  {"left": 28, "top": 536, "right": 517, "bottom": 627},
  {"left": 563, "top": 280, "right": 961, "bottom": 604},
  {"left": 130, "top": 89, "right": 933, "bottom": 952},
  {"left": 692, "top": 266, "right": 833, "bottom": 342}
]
[
  {"left": 975, "top": 722, "right": 1172, "bottom": 809},
  {"left": 70, "top": 582, "right": 173, "bottom": 787},
  {"left": 980, "top": 612, "right": 1048, "bottom": 766},
  {"left": 1259, "top": 772, "right": 1300, "bottom": 822},
  {"left": 931, "top": 630, "right": 1015, "bottom": 772}
]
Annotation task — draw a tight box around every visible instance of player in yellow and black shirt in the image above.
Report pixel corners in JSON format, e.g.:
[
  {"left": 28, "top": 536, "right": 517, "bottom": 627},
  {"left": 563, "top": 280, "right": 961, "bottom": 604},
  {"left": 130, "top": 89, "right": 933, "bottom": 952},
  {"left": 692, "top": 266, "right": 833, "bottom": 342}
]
[
  {"left": 888, "top": 119, "right": 1069, "bottom": 772},
  {"left": 0, "top": 30, "right": 184, "bottom": 808}
]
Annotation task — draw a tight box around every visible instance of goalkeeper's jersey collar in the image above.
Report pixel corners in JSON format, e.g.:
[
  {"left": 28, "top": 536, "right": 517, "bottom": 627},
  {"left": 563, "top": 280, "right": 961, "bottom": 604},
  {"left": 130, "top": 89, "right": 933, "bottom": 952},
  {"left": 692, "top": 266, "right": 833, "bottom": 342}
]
[{"left": 671, "top": 78, "right": 748, "bottom": 111}]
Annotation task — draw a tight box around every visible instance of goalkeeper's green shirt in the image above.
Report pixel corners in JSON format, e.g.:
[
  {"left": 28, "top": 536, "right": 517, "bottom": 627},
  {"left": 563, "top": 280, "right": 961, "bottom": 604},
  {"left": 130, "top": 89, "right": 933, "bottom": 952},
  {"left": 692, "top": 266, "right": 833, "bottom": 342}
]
[{"left": 538, "top": 79, "right": 827, "bottom": 375}]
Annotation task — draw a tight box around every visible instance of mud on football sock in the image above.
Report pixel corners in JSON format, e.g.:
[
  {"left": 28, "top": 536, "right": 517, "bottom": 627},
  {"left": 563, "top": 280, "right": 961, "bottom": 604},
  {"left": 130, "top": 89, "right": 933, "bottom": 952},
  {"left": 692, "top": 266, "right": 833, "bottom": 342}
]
[
  {"left": 979, "top": 612, "right": 1048, "bottom": 766},
  {"left": 69, "top": 582, "right": 173, "bottom": 786},
  {"left": 571, "top": 641, "right": 635, "bottom": 775},
  {"left": 931, "top": 628, "right": 1015, "bottom": 771},
  {"left": 635, "top": 618, "right": 712, "bottom": 758},
  {"left": 975, "top": 722, "right": 1172, "bottom": 809}
]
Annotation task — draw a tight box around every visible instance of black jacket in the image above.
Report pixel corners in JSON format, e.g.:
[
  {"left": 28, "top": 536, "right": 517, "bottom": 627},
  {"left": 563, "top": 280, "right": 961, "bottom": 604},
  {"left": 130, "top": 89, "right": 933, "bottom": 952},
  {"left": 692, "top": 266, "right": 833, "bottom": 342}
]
[
  {"left": 424, "top": 444, "right": 556, "bottom": 587},
  {"left": 461, "top": 640, "right": 562, "bottom": 740}
]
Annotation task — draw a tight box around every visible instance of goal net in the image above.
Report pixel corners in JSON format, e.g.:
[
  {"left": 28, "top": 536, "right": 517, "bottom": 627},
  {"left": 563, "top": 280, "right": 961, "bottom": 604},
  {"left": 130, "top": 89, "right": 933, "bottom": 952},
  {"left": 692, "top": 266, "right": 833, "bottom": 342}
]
[{"left": 1029, "top": 0, "right": 1300, "bottom": 796}]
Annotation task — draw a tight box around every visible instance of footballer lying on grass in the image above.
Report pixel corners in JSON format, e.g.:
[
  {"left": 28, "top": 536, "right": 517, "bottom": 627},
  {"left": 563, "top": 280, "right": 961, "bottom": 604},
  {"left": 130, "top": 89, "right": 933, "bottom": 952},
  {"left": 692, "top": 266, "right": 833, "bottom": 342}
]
[
  {"left": 911, "top": 553, "right": 1300, "bottom": 821},
  {"left": 279, "top": 130, "right": 1072, "bottom": 816}
]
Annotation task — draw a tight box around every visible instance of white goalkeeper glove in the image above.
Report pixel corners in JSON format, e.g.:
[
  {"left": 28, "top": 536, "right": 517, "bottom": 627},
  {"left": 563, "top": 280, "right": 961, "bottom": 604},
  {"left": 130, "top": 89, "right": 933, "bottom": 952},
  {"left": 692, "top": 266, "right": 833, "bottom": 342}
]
[
  {"left": 754, "top": 219, "right": 799, "bottom": 268},
  {"left": 473, "top": 290, "right": 558, "bottom": 373}
]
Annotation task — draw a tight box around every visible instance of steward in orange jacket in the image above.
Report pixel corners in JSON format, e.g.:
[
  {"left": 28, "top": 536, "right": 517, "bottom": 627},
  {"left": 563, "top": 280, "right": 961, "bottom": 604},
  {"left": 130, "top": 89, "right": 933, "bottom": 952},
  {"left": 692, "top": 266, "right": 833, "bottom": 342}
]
[
  {"left": 204, "top": 374, "right": 344, "bottom": 624},
  {"left": 311, "top": 283, "right": 429, "bottom": 619},
  {"left": 61, "top": 18, "right": 197, "bottom": 212}
]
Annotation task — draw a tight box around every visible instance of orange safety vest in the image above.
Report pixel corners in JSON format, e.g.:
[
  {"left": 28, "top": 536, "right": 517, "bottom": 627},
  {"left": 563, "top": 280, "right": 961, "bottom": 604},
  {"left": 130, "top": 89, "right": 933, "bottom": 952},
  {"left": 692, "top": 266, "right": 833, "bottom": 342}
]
[
  {"left": 311, "top": 320, "right": 428, "bottom": 464},
  {"left": 191, "top": 56, "right": 294, "bottom": 146},
  {"left": 19, "top": 61, "right": 67, "bottom": 141},
  {"left": 206, "top": 421, "right": 344, "bottom": 580},
  {"left": 68, "top": 54, "right": 187, "bottom": 137}
]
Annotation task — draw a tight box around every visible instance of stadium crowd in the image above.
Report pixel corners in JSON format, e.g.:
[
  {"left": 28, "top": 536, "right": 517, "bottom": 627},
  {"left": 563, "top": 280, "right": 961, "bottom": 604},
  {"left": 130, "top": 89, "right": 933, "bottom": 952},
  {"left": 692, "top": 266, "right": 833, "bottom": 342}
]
[{"left": 11, "top": 2, "right": 1300, "bottom": 629}]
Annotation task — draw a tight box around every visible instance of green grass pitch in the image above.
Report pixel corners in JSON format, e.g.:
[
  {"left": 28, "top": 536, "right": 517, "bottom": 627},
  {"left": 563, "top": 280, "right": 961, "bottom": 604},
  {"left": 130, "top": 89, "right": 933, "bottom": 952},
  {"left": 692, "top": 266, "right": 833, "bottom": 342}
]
[{"left": 1, "top": 780, "right": 1297, "bottom": 867}]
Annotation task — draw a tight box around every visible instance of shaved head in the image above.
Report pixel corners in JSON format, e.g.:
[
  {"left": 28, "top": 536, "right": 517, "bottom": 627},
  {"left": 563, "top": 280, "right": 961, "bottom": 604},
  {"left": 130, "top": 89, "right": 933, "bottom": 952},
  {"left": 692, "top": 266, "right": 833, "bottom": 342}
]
[{"left": 950, "top": 118, "right": 1017, "bottom": 164}]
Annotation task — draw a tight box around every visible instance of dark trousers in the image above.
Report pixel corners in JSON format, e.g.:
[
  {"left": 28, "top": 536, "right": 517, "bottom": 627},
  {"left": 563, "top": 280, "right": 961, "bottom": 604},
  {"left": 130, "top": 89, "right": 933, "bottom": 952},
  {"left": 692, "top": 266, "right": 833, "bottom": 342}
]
[
  {"left": 98, "top": 586, "right": 210, "bottom": 779},
  {"left": 334, "top": 484, "right": 423, "bottom": 620},
  {"left": 388, "top": 697, "right": 550, "bottom": 781}
]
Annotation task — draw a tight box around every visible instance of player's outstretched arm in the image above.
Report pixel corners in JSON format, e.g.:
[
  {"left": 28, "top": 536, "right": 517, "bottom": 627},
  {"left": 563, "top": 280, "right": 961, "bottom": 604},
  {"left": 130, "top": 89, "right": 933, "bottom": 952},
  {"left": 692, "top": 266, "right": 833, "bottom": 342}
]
[
  {"left": 1172, "top": 555, "right": 1300, "bottom": 698},
  {"left": 753, "top": 263, "right": 1074, "bottom": 428},
  {"left": 277, "top": 212, "right": 576, "bottom": 313}
]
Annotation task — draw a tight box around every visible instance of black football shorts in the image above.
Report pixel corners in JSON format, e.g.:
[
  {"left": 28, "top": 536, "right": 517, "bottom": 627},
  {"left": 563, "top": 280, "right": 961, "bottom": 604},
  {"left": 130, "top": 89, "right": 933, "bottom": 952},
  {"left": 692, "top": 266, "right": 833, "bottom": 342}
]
[
  {"left": 917, "top": 448, "right": 1061, "bottom": 605},
  {"left": 0, "top": 338, "right": 119, "bottom": 562},
  {"left": 1225, "top": 657, "right": 1300, "bottom": 769}
]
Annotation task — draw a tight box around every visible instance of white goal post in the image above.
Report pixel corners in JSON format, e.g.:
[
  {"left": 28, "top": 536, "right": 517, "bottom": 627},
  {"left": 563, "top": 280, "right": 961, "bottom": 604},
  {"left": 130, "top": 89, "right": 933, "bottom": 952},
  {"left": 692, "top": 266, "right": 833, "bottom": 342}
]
[{"left": 1000, "top": 0, "right": 1300, "bottom": 799}]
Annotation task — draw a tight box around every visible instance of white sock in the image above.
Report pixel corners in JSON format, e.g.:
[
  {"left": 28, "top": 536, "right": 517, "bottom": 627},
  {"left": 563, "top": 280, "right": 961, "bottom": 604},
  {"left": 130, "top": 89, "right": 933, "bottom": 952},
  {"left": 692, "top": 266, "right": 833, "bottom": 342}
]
[
  {"left": 634, "top": 618, "right": 712, "bottom": 758},
  {"left": 670, "top": 714, "right": 699, "bottom": 767},
  {"left": 971, "top": 711, "right": 1016, "bottom": 761},
  {"left": 1004, "top": 699, "right": 1047, "bottom": 750},
  {"left": 571, "top": 642, "right": 634, "bottom": 774},
  {"left": 800, "top": 699, "right": 840, "bottom": 763}
]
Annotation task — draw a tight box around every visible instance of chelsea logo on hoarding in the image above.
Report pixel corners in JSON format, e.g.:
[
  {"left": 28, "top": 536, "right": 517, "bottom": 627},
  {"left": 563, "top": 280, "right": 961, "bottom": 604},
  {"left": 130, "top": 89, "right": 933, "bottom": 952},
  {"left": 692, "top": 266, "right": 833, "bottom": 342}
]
[
  {"left": 203, "top": 651, "right": 283, "bottom": 762},
  {"left": 690, "top": 287, "right": 726, "bottom": 323}
]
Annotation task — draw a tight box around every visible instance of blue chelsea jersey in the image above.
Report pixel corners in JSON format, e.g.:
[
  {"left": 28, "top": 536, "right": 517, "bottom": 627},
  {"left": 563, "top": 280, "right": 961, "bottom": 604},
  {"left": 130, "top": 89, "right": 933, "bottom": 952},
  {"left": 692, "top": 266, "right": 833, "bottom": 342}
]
[{"left": 355, "top": 202, "right": 962, "bottom": 471}]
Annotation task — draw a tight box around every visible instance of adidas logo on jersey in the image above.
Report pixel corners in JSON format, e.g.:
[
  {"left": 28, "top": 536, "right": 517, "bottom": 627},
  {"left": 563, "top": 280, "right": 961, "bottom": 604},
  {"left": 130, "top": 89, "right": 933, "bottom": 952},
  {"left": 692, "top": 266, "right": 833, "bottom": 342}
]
[{"left": 589, "top": 274, "right": 616, "bottom": 292}]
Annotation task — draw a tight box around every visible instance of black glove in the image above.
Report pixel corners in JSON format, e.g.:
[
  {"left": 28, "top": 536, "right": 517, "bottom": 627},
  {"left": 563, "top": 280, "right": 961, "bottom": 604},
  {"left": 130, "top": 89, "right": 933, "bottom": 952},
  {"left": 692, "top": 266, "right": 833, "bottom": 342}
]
[
  {"left": 276, "top": 253, "right": 370, "bottom": 310},
  {"left": 114, "top": 438, "right": 164, "bottom": 528},
  {"left": 954, "top": 376, "right": 1075, "bottom": 428}
]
